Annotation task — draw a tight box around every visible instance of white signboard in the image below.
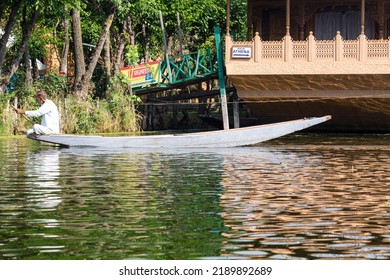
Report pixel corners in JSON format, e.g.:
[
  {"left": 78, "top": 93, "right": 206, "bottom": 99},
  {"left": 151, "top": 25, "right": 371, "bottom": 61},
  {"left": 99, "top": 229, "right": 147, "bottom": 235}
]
[{"left": 232, "top": 47, "right": 252, "bottom": 58}]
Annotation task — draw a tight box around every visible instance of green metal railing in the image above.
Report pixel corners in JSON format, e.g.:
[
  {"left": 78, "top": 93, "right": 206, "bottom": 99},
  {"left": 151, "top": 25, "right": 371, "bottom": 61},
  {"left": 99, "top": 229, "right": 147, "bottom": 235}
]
[
  {"left": 132, "top": 27, "right": 224, "bottom": 95},
  {"left": 159, "top": 48, "right": 218, "bottom": 85}
]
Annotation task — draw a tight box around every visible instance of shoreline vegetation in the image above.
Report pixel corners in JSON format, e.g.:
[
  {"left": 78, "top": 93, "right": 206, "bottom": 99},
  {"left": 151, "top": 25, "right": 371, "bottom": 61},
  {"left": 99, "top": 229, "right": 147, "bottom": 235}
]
[
  {"left": 1, "top": 1, "right": 247, "bottom": 136},
  {"left": 0, "top": 72, "right": 142, "bottom": 136}
]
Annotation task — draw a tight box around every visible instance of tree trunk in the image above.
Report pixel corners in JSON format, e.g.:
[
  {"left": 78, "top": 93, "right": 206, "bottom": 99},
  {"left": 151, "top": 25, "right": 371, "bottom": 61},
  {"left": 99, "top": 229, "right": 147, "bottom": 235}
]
[
  {"left": 0, "top": 2, "right": 5, "bottom": 19},
  {"left": 24, "top": 45, "right": 33, "bottom": 87},
  {"left": 112, "top": 17, "right": 129, "bottom": 79},
  {"left": 142, "top": 22, "right": 150, "bottom": 62},
  {"left": 0, "top": 7, "right": 39, "bottom": 95},
  {"left": 167, "top": 36, "right": 173, "bottom": 56},
  {"left": 0, "top": 0, "right": 23, "bottom": 78},
  {"left": 75, "top": 8, "right": 116, "bottom": 99},
  {"left": 71, "top": 8, "right": 86, "bottom": 94},
  {"left": 127, "top": 15, "right": 135, "bottom": 46},
  {"left": 112, "top": 39, "right": 125, "bottom": 79},
  {"left": 60, "top": 5, "right": 70, "bottom": 75},
  {"left": 103, "top": 32, "right": 111, "bottom": 86}
]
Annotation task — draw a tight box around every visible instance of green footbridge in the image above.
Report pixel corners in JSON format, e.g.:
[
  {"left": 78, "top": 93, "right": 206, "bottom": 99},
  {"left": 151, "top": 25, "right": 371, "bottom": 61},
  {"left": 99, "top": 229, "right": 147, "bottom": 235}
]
[
  {"left": 132, "top": 47, "right": 219, "bottom": 96},
  {"left": 130, "top": 27, "right": 228, "bottom": 96},
  {"left": 128, "top": 27, "right": 234, "bottom": 130}
]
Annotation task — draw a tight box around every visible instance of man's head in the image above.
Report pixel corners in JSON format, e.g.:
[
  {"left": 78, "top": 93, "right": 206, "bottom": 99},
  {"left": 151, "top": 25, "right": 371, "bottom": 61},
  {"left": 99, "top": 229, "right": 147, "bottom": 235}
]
[{"left": 35, "top": 91, "right": 47, "bottom": 105}]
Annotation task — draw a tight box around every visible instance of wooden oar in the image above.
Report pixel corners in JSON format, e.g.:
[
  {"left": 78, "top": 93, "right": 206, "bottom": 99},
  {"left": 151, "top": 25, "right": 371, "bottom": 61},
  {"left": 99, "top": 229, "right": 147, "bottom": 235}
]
[{"left": 12, "top": 105, "right": 35, "bottom": 125}]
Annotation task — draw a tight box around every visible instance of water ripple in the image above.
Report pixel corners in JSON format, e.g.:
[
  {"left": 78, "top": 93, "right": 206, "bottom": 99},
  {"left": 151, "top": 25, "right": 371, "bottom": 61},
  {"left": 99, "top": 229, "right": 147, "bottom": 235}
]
[{"left": 1, "top": 136, "right": 390, "bottom": 259}]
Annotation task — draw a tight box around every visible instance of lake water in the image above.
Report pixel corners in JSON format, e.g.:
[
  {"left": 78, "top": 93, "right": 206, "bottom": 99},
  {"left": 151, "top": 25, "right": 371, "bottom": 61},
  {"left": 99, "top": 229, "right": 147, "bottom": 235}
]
[{"left": 1, "top": 134, "right": 390, "bottom": 260}]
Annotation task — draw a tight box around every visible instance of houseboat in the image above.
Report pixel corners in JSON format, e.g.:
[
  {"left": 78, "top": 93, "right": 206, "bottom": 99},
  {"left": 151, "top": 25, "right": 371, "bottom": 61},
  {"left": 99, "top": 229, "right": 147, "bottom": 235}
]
[{"left": 225, "top": 0, "right": 390, "bottom": 132}]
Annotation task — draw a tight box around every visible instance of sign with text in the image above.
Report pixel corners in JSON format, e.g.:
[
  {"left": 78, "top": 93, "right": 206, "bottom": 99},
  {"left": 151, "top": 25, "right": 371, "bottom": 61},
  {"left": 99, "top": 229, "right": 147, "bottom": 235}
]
[
  {"left": 120, "top": 61, "right": 161, "bottom": 88},
  {"left": 232, "top": 47, "right": 252, "bottom": 58}
]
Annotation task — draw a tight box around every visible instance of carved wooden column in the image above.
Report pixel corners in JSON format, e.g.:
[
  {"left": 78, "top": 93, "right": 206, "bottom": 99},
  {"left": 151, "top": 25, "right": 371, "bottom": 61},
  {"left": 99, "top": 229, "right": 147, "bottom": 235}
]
[
  {"left": 254, "top": 32, "right": 261, "bottom": 62},
  {"left": 286, "top": 0, "right": 291, "bottom": 36},
  {"left": 299, "top": 0, "right": 306, "bottom": 40},
  {"left": 308, "top": 31, "right": 316, "bottom": 62},
  {"left": 359, "top": 0, "right": 367, "bottom": 61},
  {"left": 378, "top": 0, "right": 385, "bottom": 39},
  {"left": 335, "top": 31, "right": 343, "bottom": 61},
  {"left": 361, "top": 0, "right": 365, "bottom": 35},
  {"left": 284, "top": 0, "right": 292, "bottom": 61},
  {"left": 225, "top": 33, "right": 232, "bottom": 63}
]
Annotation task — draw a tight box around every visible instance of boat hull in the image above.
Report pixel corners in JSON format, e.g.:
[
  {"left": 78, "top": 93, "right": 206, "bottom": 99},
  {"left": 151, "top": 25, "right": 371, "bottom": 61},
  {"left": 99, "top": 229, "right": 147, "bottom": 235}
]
[{"left": 27, "top": 116, "right": 331, "bottom": 148}]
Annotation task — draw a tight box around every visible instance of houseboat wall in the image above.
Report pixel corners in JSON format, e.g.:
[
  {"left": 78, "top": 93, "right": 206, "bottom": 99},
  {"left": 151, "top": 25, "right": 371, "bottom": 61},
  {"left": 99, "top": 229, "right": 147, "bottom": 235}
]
[{"left": 225, "top": 0, "right": 390, "bottom": 131}]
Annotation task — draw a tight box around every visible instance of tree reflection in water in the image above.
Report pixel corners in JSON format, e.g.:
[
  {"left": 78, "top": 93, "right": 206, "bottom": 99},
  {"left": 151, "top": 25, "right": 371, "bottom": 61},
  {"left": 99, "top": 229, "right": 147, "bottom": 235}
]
[{"left": 1, "top": 137, "right": 390, "bottom": 260}]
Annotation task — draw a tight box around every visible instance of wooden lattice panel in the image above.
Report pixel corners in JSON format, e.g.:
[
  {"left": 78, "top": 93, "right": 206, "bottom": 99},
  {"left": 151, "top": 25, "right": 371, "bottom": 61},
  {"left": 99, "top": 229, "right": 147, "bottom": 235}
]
[
  {"left": 367, "top": 39, "right": 389, "bottom": 59},
  {"left": 262, "top": 41, "right": 283, "bottom": 60}
]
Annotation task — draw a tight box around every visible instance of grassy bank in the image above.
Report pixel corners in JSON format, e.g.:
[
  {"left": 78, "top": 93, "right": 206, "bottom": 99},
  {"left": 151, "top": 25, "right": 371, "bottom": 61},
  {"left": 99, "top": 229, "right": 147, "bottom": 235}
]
[{"left": 0, "top": 73, "right": 142, "bottom": 136}]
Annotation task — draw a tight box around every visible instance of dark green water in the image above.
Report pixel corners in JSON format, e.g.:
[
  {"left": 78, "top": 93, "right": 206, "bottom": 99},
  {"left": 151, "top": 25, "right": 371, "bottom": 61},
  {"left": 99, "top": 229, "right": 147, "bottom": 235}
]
[{"left": 1, "top": 134, "right": 390, "bottom": 260}]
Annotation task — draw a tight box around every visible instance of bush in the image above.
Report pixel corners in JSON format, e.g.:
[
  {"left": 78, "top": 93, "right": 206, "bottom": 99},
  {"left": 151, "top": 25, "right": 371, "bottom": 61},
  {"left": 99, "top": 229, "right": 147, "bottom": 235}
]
[
  {"left": 59, "top": 94, "right": 141, "bottom": 134},
  {"left": 2, "top": 72, "right": 143, "bottom": 135}
]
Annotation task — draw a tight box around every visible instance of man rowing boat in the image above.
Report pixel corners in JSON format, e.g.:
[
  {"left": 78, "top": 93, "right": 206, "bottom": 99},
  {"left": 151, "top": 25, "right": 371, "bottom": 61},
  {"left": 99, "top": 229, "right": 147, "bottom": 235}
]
[{"left": 14, "top": 90, "right": 60, "bottom": 135}]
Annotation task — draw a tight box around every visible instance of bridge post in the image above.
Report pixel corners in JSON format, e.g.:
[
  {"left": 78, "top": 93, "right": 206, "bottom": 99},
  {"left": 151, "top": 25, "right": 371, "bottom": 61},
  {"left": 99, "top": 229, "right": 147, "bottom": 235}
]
[
  {"left": 159, "top": 11, "right": 173, "bottom": 82},
  {"left": 233, "top": 97, "right": 240, "bottom": 129},
  {"left": 214, "top": 26, "right": 230, "bottom": 130}
]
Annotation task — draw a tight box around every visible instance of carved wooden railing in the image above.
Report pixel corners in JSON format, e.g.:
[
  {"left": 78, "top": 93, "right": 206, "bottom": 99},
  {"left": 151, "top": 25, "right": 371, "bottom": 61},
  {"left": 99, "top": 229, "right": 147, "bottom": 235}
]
[{"left": 225, "top": 31, "right": 390, "bottom": 63}]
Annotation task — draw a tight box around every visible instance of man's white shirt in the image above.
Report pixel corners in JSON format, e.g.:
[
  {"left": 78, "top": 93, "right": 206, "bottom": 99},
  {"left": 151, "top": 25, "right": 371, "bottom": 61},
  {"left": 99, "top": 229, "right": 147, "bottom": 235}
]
[{"left": 25, "top": 99, "right": 60, "bottom": 133}]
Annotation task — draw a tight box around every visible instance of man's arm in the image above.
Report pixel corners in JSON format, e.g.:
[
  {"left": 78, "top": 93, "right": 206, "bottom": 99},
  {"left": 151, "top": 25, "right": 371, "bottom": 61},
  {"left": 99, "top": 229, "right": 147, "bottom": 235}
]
[{"left": 25, "top": 103, "right": 51, "bottom": 118}]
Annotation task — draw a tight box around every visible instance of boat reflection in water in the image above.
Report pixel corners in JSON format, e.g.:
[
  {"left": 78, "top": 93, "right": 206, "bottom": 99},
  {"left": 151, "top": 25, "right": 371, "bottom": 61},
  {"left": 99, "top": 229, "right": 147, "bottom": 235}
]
[
  {"left": 1, "top": 137, "right": 390, "bottom": 260},
  {"left": 218, "top": 144, "right": 390, "bottom": 259}
]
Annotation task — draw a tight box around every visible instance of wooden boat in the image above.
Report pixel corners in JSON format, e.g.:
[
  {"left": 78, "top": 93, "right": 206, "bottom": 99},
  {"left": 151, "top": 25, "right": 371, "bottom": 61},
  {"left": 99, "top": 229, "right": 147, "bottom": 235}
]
[{"left": 26, "top": 115, "right": 331, "bottom": 148}]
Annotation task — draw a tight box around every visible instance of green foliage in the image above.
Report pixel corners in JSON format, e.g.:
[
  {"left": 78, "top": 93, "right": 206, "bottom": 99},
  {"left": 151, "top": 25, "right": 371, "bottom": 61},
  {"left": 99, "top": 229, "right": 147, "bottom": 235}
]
[
  {"left": 58, "top": 94, "right": 142, "bottom": 134},
  {"left": 1, "top": 70, "right": 142, "bottom": 135},
  {"left": 80, "top": 17, "right": 102, "bottom": 46},
  {"left": 8, "top": 71, "right": 67, "bottom": 106},
  {"left": 65, "top": 98, "right": 96, "bottom": 134},
  {"left": 230, "top": 0, "right": 248, "bottom": 40},
  {"left": 124, "top": 45, "right": 140, "bottom": 66},
  {"left": 29, "top": 26, "right": 55, "bottom": 59},
  {"left": 0, "top": 96, "right": 14, "bottom": 135},
  {"left": 200, "top": 36, "right": 217, "bottom": 56},
  {"left": 1, "top": 0, "right": 248, "bottom": 132},
  {"left": 108, "top": 73, "right": 142, "bottom": 103},
  {"left": 113, "top": 0, "right": 247, "bottom": 61},
  {"left": 36, "top": 72, "right": 68, "bottom": 98},
  {"left": 7, "top": 71, "right": 36, "bottom": 105},
  {"left": 55, "top": 73, "right": 142, "bottom": 134}
]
